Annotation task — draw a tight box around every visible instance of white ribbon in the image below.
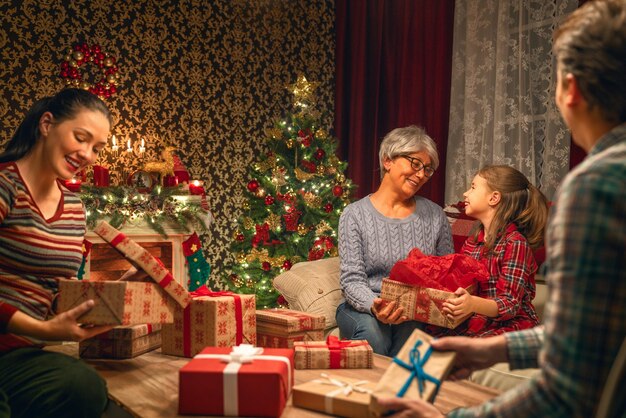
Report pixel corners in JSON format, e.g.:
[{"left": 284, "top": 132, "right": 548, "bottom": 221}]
[
  {"left": 311, "top": 373, "right": 372, "bottom": 415},
  {"left": 194, "top": 344, "right": 293, "bottom": 416}
]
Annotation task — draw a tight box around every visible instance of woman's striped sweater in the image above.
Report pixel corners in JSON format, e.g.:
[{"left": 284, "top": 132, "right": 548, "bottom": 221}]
[{"left": 0, "top": 162, "right": 86, "bottom": 352}]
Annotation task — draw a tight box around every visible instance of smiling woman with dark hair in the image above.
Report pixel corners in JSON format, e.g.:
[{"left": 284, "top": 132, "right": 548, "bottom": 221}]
[
  {"left": 336, "top": 125, "right": 454, "bottom": 357},
  {"left": 0, "top": 88, "right": 114, "bottom": 418}
]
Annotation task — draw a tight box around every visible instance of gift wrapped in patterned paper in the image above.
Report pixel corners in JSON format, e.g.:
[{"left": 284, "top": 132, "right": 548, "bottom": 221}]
[
  {"left": 161, "top": 286, "right": 256, "bottom": 357},
  {"left": 256, "top": 308, "right": 326, "bottom": 348},
  {"left": 79, "top": 324, "right": 162, "bottom": 359},
  {"left": 179, "top": 344, "right": 294, "bottom": 417},
  {"left": 57, "top": 279, "right": 177, "bottom": 325},
  {"left": 294, "top": 336, "right": 373, "bottom": 369},
  {"left": 292, "top": 373, "right": 376, "bottom": 418},
  {"left": 370, "top": 329, "right": 456, "bottom": 416},
  {"left": 380, "top": 248, "right": 488, "bottom": 329}
]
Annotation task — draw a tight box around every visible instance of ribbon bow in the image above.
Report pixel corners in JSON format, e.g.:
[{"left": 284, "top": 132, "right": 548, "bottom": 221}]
[
  {"left": 190, "top": 285, "right": 234, "bottom": 298},
  {"left": 224, "top": 344, "right": 264, "bottom": 364},
  {"left": 313, "top": 373, "right": 372, "bottom": 396},
  {"left": 393, "top": 339, "right": 441, "bottom": 399}
]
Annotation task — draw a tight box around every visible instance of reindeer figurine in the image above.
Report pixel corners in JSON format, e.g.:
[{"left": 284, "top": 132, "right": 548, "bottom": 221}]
[{"left": 143, "top": 146, "right": 177, "bottom": 178}]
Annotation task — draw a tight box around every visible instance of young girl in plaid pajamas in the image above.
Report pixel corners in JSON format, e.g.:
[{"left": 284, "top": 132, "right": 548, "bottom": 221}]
[{"left": 437, "top": 165, "right": 549, "bottom": 337}]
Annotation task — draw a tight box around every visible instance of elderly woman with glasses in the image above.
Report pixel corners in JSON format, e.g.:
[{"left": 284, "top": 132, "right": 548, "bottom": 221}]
[{"left": 336, "top": 125, "right": 454, "bottom": 356}]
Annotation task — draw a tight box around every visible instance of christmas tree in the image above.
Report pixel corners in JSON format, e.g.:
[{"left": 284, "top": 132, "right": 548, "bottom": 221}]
[{"left": 226, "top": 76, "right": 355, "bottom": 308}]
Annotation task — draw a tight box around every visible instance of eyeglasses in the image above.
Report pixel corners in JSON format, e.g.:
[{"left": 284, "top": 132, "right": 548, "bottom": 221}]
[{"left": 401, "top": 156, "right": 435, "bottom": 178}]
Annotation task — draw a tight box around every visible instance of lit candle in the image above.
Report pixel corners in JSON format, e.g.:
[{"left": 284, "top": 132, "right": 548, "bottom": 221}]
[
  {"left": 111, "top": 135, "right": 118, "bottom": 155},
  {"left": 64, "top": 176, "right": 82, "bottom": 192},
  {"left": 126, "top": 138, "right": 132, "bottom": 152},
  {"left": 139, "top": 137, "right": 145, "bottom": 154},
  {"left": 189, "top": 179, "right": 205, "bottom": 195}
]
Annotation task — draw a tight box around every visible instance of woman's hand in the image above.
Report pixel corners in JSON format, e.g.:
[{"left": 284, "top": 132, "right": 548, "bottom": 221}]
[
  {"left": 442, "top": 287, "right": 474, "bottom": 320},
  {"left": 8, "top": 300, "right": 113, "bottom": 342},
  {"left": 371, "top": 298, "right": 409, "bottom": 325},
  {"left": 376, "top": 397, "right": 444, "bottom": 418}
]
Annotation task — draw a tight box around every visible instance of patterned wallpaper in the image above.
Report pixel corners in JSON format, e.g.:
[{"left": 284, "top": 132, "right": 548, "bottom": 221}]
[{"left": 0, "top": 0, "right": 335, "bottom": 286}]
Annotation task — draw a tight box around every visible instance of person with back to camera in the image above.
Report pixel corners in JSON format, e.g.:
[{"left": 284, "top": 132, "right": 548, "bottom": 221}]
[
  {"left": 377, "top": 0, "right": 626, "bottom": 416},
  {"left": 0, "top": 88, "right": 114, "bottom": 418},
  {"left": 336, "top": 125, "right": 454, "bottom": 357},
  {"left": 429, "top": 165, "right": 548, "bottom": 338}
]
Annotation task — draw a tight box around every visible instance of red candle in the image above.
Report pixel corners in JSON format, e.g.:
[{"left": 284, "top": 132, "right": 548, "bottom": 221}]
[
  {"left": 189, "top": 180, "right": 205, "bottom": 195},
  {"left": 93, "top": 165, "right": 110, "bottom": 187},
  {"left": 64, "top": 177, "right": 82, "bottom": 192},
  {"left": 163, "top": 174, "right": 179, "bottom": 187}
]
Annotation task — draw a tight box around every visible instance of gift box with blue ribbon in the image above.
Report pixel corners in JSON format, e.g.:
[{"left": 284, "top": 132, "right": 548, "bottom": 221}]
[{"left": 370, "top": 329, "right": 456, "bottom": 416}]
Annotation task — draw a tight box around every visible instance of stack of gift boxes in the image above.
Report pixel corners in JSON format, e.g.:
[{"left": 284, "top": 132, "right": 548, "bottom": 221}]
[{"left": 57, "top": 221, "right": 459, "bottom": 417}]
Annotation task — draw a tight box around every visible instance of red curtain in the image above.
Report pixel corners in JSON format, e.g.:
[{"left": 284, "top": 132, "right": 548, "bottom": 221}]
[{"left": 334, "top": 0, "right": 455, "bottom": 206}]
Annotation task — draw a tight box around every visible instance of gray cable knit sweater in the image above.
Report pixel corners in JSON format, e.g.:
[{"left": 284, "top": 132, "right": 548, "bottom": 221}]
[{"left": 338, "top": 195, "right": 454, "bottom": 313}]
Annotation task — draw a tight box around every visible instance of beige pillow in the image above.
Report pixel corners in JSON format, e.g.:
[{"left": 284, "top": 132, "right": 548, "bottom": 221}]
[{"left": 272, "top": 257, "right": 342, "bottom": 329}]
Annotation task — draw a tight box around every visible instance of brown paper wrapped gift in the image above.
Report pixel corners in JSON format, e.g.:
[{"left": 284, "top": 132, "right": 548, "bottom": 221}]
[
  {"left": 371, "top": 329, "right": 456, "bottom": 416},
  {"left": 79, "top": 324, "right": 162, "bottom": 359},
  {"left": 294, "top": 336, "right": 373, "bottom": 369},
  {"left": 256, "top": 308, "right": 326, "bottom": 348},
  {"left": 293, "top": 373, "right": 376, "bottom": 418},
  {"left": 161, "top": 287, "right": 256, "bottom": 357},
  {"left": 57, "top": 279, "right": 177, "bottom": 325},
  {"left": 380, "top": 278, "right": 476, "bottom": 329},
  {"left": 92, "top": 221, "right": 190, "bottom": 308}
]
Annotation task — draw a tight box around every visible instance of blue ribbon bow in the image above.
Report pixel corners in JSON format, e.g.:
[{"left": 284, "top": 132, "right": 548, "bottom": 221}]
[{"left": 393, "top": 339, "right": 442, "bottom": 400}]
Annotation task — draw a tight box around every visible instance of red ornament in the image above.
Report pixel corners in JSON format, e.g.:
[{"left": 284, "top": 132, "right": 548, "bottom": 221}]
[
  {"left": 324, "top": 203, "right": 333, "bottom": 213},
  {"left": 236, "top": 233, "right": 245, "bottom": 242},
  {"left": 313, "top": 148, "right": 326, "bottom": 161},
  {"left": 59, "top": 42, "right": 119, "bottom": 100},
  {"left": 262, "top": 262, "right": 272, "bottom": 271},
  {"left": 298, "top": 129, "right": 313, "bottom": 147},
  {"left": 282, "top": 210, "right": 301, "bottom": 232},
  {"left": 332, "top": 185, "right": 343, "bottom": 197},
  {"left": 247, "top": 180, "right": 259, "bottom": 192},
  {"left": 282, "top": 260, "right": 292, "bottom": 270},
  {"left": 265, "top": 195, "right": 275, "bottom": 205},
  {"left": 301, "top": 160, "right": 317, "bottom": 173}
]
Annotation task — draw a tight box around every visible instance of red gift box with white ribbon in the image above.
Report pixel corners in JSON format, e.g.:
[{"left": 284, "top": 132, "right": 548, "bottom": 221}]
[{"left": 178, "top": 344, "right": 294, "bottom": 417}]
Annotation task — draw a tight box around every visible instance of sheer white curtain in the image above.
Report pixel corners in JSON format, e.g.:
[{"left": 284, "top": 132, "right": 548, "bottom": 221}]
[{"left": 445, "top": 0, "right": 578, "bottom": 203}]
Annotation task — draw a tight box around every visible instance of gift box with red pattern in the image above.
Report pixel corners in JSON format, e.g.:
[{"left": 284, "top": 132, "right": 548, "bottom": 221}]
[
  {"left": 79, "top": 324, "right": 162, "bottom": 359},
  {"left": 256, "top": 308, "right": 326, "bottom": 348},
  {"left": 380, "top": 248, "right": 488, "bottom": 329},
  {"left": 57, "top": 279, "right": 177, "bottom": 325},
  {"left": 294, "top": 336, "right": 373, "bottom": 369},
  {"left": 161, "top": 286, "right": 256, "bottom": 357},
  {"left": 179, "top": 345, "right": 294, "bottom": 417}
]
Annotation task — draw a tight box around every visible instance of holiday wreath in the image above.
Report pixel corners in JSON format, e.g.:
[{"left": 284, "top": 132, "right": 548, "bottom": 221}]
[{"left": 59, "top": 42, "right": 120, "bottom": 99}]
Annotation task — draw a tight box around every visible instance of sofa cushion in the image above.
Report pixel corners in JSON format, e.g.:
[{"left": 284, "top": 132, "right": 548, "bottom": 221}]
[{"left": 272, "top": 257, "right": 342, "bottom": 329}]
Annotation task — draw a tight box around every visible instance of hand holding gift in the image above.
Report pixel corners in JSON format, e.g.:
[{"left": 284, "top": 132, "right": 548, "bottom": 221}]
[
  {"left": 442, "top": 287, "right": 474, "bottom": 321},
  {"left": 371, "top": 298, "right": 408, "bottom": 325}
]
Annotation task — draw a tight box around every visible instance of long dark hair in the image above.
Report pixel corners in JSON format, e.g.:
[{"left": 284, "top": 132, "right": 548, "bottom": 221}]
[{"left": 0, "top": 88, "right": 112, "bottom": 163}]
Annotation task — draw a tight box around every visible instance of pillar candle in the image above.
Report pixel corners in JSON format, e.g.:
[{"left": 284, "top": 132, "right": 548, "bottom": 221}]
[
  {"left": 163, "top": 175, "right": 179, "bottom": 187},
  {"left": 93, "top": 165, "right": 110, "bottom": 187},
  {"left": 64, "top": 177, "right": 82, "bottom": 192},
  {"left": 189, "top": 180, "right": 205, "bottom": 195}
]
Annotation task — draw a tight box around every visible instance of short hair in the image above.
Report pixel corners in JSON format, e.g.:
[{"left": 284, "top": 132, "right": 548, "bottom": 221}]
[
  {"left": 378, "top": 125, "right": 439, "bottom": 179},
  {"left": 0, "top": 88, "right": 112, "bottom": 163},
  {"left": 553, "top": 0, "right": 626, "bottom": 123}
]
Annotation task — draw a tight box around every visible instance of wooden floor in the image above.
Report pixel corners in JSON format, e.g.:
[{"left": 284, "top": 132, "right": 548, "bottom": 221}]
[{"left": 47, "top": 343, "right": 500, "bottom": 417}]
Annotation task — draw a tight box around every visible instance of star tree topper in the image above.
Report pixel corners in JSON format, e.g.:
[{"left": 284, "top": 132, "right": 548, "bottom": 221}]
[{"left": 287, "top": 75, "right": 320, "bottom": 108}]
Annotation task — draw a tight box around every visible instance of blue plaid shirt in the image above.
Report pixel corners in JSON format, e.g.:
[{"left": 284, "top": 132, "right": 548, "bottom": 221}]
[{"left": 449, "top": 123, "right": 626, "bottom": 417}]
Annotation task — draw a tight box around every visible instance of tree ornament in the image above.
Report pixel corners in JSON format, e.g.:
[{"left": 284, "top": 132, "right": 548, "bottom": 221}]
[
  {"left": 315, "top": 129, "right": 328, "bottom": 140},
  {"left": 266, "top": 213, "right": 282, "bottom": 230},
  {"left": 283, "top": 210, "right": 302, "bottom": 232},
  {"left": 247, "top": 179, "right": 259, "bottom": 192},
  {"left": 324, "top": 203, "right": 333, "bottom": 213},
  {"left": 59, "top": 42, "right": 119, "bottom": 99},
  {"left": 332, "top": 185, "right": 343, "bottom": 197},
  {"left": 282, "top": 260, "right": 293, "bottom": 270},
  {"left": 316, "top": 164, "right": 326, "bottom": 175},
  {"left": 313, "top": 148, "right": 326, "bottom": 161},
  {"left": 256, "top": 188, "right": 267, "bottom": 198},
  {"left": 297, "top": 223, "right": 309, "bottom": 236},
  {"left": 262, "top": 261, "right": 272, "bottom": 271},
  {"left": 264, "top": 195, "right": 275, "bottom": 205},
  {"left": 182, "top": 232, "right": 212, "bottom": 291},
  {"left": 236, "top": 233, "right": 245, "bottom": 242},
  {"left": 287, "top": 75, "right": 320, "bottom": 108}
]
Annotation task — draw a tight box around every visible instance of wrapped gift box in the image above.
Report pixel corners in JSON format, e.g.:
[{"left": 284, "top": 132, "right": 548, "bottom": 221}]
[
  {"left": 179, "top": 345, "right": 294, "bottom": 417},
  {"left": 371, "top": 329, "right": 456, "bottom": 416},
  {"left": 79, "top": 324, "right": 162, "bottom": 359},
  {"left": 161, "top": 288, "right": 256, "bottom": 357},
  {"left": 92, "top": 221, "right": 191, "bottom": 308},
  {"left": 57, "top": 279, "right": 177, "bottom": 325},
  {"left": 256, "top": 308, "right": 326, "bottom": 348},
  {"left": 294, "top": 336, "right": 373, "bottom": 369},
  {"left": 380, "top": 278, "right": 476, "bottom": 329},
  {"left": 293, "top": 373, "right": 376, "bottom": 418}
]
